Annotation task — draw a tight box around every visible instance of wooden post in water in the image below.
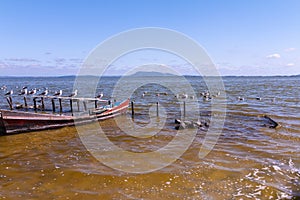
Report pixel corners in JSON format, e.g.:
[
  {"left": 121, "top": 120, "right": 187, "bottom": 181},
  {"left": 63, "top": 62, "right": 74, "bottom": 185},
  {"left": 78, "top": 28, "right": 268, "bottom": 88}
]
[
  {"left": 69, "top": 99, "right": 73, "bottom": 116},
  {"left": 33, "top": 98, "right": 37, "bottom": 112},
  {"left": 41, "top": 97, "right": 45, "bottom": 111},
  {"left": 6, "top": 97, "right": 13, "bottom": 110},
  {"left": 156, "top": 102, "right": 159, "bottom": 117},
  {"left": 131, "top": 101, "right": 134, "bottom": 118},
  {"left": 76, "top": 100, "right": 80, "bottom": 111},
  {"left": 113, "top": 99, "right": 116, "bottom": 107},
  {"left": 0, "top": 112, "right": 7, "bottom": 135},
  {"left": 23, "top": 96, "right": 28, "bottom": 109},
  {"left": 94, "top": 100, "right": 98, "bottom": 109},
  {"left": 183, "top": 101, "right": 186, "bottom": 118},
  {"left": 83, "top": 101, "right": 87, "bottom": 111},
  {"left": 59, "top": 98, "right": 63, "bottom": 113},
  {"left": 51, "top": 98, "right": 56, "bottom": 112}
]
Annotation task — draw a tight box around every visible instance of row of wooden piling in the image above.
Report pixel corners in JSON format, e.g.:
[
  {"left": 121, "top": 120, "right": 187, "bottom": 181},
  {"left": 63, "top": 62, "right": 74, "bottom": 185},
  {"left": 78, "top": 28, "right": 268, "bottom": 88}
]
[
  {"left": 5, "top": 96, "right": 108, "bottom": 115},
  {"left": 130, "top": 101, "right": 186, "bottom": 118},
  {"left": 6, "top": 96, "right": 187, "bottom": 118}
]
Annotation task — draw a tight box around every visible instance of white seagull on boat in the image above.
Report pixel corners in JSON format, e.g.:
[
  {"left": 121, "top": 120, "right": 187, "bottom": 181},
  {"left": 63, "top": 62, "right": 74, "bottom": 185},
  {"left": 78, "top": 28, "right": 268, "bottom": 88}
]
[
  {"left": 69, "top": 90, "right": 78, "bottom": 97},
  {"left": 54, "top": 90, "right": 62, "bottom": 96},
  {"left": 5, "top": 90, "right": 13, "bottom": 96},
  {"left": 28, "top": 88, "right": 37, "bottom": 95},
  {"left": 96, "top": 92, "right": 103, "bottom": 99},
  {"left": 39, "top": 89, "right": 48, "bottom": 96},
  {"left": 19, "top": 88, "right": 28, "bottom": 95}
]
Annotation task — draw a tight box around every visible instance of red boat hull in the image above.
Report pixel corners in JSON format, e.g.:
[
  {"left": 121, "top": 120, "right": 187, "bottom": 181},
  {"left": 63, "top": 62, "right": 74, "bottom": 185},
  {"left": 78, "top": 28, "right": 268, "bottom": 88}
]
[{"left": 0, "top": 99, "right": 129, "bottom": 135}]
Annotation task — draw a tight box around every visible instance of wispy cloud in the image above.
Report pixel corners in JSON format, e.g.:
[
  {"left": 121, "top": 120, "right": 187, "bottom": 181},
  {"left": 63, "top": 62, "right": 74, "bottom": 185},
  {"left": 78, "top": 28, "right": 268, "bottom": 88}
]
[
  {"left": 4, "top": 58, "right": 40, "bottom": 62},
  {"left": 54, "top": 58, "right": 66, "bottom": 63},
  {"left": 0, "top": 61, "right": 7, "bottom": 68},
  {"left": 266, "top": 53, "right": 281, "bottom": 59},
  {"left": 284, "top": 48, "right": 296, "bottom": 52},
  {"left": 216, "top": 62, "right": 240, "bottom": 71},
  {"left": 286, "top": 63, "right": 295, "bottom": 67},
  {"left": 0, "top": 56, "right": 82, "bottom": 76},
  {"left": 69, "top": 58, "right": 83, "bottom": 62},
  {"left": 2, "top": 58, "right": 41, "bottom": 69}
]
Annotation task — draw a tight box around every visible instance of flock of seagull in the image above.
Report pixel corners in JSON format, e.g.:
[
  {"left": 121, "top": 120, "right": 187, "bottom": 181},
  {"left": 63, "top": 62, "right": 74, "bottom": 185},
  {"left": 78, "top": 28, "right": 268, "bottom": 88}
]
[
  {"left": 142, "top": 90, "right": 222, "bottom": 101},
  {"left": 1, "top": 85, "right": 264, "bottom": 102},
  {"left": 1, "top": 85, "right": 104, "bottom": 99},
  {"left": 142, "top": 90, "right": 264, "bottom": 102},
  {"left": 2, "top": 87, "right": 77, "bottom": 98}
]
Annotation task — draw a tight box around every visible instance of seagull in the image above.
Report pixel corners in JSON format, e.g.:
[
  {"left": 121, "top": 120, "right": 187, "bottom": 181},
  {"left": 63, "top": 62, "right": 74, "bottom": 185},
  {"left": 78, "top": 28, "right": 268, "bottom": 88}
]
[
  {"left": 54, "top": 90, "right": 62, "bottom": 96},
  {"left": 203, "top": 92, "right": 210, "bottom": 98},
  {"left": 5, "top": 90, "right": 13, "bottom": 96},
  {"left": 142, "top": 91, "right": 148, "bottom": 98},
  {"left": 39, "top": 89, "right": 48, "bottom": 96},
  {"left": 212, "top": 91, "right": 221, "bottom": 97},
  {"left": 182, "top": 93, "right": 188, "bottom": 99},
  {"left": 238, "top": 96, "right": 244, "bottom": 101},
  {"left": 1, "top": 85, "right": 7, "bottom": 90},
  {"left": 200, "top": 91, "right": 210, "bottom": 98},
  {"left": 96, "top": 92, "right": 103, "bottom": 99},
  {"left": 28, "top": 88, "right": 37, "bottom": 95},
  {"left": 203, "top": 96, "right": 212, "bottom": 101},
  {"left": 19, "top": 88, "right": 28, "bottom": 95},
  {"left": 69, "top": 89, "right": 78, "bottom": 97}
]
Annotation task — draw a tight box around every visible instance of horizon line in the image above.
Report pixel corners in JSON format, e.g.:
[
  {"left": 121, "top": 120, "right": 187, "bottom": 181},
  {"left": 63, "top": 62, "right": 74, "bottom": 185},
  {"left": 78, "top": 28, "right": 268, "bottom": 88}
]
[{"left": 0, "top": 74, "right": 299, "bottom": 78}]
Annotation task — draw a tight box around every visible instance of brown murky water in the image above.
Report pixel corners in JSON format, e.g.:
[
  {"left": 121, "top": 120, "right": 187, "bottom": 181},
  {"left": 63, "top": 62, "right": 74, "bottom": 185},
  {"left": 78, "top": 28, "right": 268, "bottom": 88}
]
[{"left": 0, "top": 76, "right": 299, "bottom": 199}]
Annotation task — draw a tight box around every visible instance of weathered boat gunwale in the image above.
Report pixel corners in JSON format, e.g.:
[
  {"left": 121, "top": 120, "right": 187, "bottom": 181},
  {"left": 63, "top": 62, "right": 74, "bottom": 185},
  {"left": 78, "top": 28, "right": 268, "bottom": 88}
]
[{"left": 0, "top": 99, "right": 130, "bottom": 135}]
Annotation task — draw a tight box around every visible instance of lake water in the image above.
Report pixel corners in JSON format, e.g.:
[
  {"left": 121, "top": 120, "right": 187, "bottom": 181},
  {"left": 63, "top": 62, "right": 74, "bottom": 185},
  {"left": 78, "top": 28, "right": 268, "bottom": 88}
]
[{"left": 0, "top": 76, "right": 299, "bottom": 199}]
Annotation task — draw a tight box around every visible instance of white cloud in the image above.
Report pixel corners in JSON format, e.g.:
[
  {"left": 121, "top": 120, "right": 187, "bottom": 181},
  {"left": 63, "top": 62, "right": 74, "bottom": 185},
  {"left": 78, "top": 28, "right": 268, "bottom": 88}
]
[
  {"left": 0, "top": 61, "right": 7, "bottom": 68},
  {"left": 285, "top": 48, "right": 296, "bottom": 52},
  {"left": 266, "top": 53, "right": 281, "bottom": 59},
  {"left": 286, "top": 63, "right": 295, "bottom": 67}
]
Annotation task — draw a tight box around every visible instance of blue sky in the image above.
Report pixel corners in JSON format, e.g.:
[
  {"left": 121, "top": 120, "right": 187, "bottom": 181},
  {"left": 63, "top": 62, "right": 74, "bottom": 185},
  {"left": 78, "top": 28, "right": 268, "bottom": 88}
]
[{"left": 0, "top": 0, "right": 299, "bottom": 76}]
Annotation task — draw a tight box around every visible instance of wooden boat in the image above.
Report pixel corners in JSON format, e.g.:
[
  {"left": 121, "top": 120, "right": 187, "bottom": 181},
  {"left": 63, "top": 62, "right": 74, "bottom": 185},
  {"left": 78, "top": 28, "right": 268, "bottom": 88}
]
[{"left": 0, "top": 98, "right": 130, "bottom": 135}]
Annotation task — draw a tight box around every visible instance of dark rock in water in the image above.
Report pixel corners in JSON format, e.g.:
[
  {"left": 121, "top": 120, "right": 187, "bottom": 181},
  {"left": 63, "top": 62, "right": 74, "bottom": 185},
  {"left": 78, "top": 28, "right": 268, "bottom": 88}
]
[
  {"left": 175, "top": 121, "right": 186, "bottom": 130},
  {"left": 175, "top": 119, "right": 181, "bottom": 124},
  {"left": 291, "top": 178, "right": 300, "bottom": 200},
  {"left": 184, "top": 121, "right": 195, "bottom": 129},
  {"left": 291, "top": 191, "right": 300, "bottom": 200},
  {"left": 194, "top": 121, "right": 202, "bottom": 127},
  {"left": 174, "top": 119, "right": 209, "bottom": 130},
  {"left": 263, "top": 115, "right": 281, "bottom": 129},
  {"left": 204, "top": 122, "right": 209, "bottom": 128},
  {"left": 175, "top": 114, "right": 280, "bottom": 131}
]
